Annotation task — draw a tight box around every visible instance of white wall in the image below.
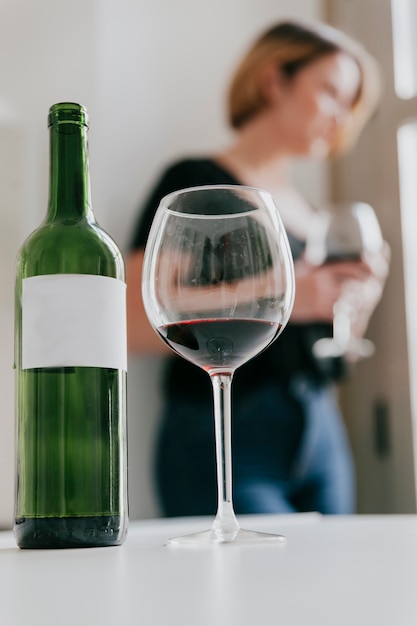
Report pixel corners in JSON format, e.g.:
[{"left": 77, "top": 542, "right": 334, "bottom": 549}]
[{"left": 0, "top": 0, "right": 325, "bottom": 527}]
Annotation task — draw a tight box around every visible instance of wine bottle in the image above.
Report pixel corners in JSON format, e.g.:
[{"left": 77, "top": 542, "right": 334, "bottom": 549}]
[{"left": 14, "top": 102, "right": 128, "bottom": 549}]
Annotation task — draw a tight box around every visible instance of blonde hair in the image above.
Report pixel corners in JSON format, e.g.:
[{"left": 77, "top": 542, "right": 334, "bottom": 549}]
[{"left": 228, "top": 20, "right": 381, "bottom": 155}]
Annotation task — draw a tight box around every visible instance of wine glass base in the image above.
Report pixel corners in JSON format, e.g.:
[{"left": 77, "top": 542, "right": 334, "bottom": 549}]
[
  {"left": 167, "top": 527, "right": 286, "bottom": 547},
  {"left": 312, "top": 337, "right": 375, "bottom": 360},
  {"left": 312, "top": 338, "right": 345, "bottom": 359},
  {"left": 351, "top": 338, "right": 375, "bottom": 359}
]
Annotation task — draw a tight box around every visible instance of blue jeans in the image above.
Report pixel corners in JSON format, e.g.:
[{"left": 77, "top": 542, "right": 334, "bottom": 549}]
[{"left": 155, "top": 376, "right": 355, "bottom": 516}]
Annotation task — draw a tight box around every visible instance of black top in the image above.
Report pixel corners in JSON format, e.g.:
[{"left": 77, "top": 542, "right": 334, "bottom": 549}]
[{"left": 131, "top": 158, "right": 345, "bottom": 397}]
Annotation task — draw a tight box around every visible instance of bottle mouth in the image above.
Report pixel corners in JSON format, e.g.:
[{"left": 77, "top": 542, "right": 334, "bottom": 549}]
[{"left": 48, "top": 102, "right": 89, "bottom": 128}]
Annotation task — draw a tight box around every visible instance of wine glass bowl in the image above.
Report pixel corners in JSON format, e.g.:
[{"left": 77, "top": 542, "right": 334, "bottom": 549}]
[
  {"left": 142, "top": 185, "right": 295, "bottom": 545},
  {"left": 305, "top": 201, "right": 383, "bottom": 359}
]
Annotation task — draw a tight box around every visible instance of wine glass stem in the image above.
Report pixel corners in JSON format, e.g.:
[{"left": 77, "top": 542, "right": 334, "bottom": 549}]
[
  {"left": 210, "top": 372, "right": 240, "bottom": 538},
  {"left": 333, "top": 300, "right": 352, "bottom": 348}
]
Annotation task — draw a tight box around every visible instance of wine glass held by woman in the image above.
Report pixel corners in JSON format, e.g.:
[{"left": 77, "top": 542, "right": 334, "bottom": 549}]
[
  {"left": 305, "top": 201, "right": 390, "bottom": 360},
  {"left": 126, "top": 19, "right": 389, "bottom": 518}
]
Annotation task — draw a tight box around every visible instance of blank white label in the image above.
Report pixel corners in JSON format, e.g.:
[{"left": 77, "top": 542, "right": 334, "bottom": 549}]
[{"left": 22, "top": 274, "right": 127, "bottom": 371}]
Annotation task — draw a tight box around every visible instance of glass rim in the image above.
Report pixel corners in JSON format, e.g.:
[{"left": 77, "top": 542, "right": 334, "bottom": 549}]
[{"left": 158, "top": 184, "right": 276, "bottom": 219}]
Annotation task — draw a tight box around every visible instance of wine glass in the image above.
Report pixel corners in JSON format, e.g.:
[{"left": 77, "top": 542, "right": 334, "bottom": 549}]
[
  {"left": 305, "top": 201, "right": 383, "bottom": 359},
  {"left": 142, "top": 185, "right": 295, "bottom": 545}
]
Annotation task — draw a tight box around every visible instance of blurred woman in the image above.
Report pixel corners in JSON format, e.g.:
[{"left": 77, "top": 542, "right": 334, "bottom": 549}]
[{"left": 126, "top": 20, "right": 389, "bottom": 516}]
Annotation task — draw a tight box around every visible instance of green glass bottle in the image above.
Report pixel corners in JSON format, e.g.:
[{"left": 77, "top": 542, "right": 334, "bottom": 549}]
[{"left": 14, "top": 103, "right": 128, "bottom": 548}]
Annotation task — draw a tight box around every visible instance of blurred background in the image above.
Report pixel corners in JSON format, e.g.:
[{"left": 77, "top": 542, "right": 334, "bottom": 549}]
[{"left": 1, "top": 0, "right": 417, "bottom": 526}]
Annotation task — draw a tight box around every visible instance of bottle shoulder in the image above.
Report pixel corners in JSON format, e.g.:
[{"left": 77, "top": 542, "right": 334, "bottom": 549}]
[{"left": 16, "top": 221, "right": 125, "bottom": 280}]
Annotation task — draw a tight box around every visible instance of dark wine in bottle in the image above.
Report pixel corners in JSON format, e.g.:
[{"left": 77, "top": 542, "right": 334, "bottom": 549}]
[{"left": 14, "top": 103, "right": 128, "bottom": 549}]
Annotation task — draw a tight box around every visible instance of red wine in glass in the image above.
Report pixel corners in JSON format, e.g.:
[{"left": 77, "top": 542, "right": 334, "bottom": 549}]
[{"left": 158, "top": 318, "right": 282, "bottom": 372}]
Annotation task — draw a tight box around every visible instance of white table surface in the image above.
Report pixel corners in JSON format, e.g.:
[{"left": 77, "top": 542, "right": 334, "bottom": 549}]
[{"left": 1, "top": 513, "right": 416, "bottom": 626}]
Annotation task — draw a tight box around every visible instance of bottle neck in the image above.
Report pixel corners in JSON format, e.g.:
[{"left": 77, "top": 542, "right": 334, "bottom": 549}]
[{"left": 47, "top": 121, "right": 94, "bottom": 223}]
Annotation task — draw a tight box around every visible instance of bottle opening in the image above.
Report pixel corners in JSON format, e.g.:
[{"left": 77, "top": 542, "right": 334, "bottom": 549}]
[{"left": 48, "top": 102, "right": 89, "bottom": 128}]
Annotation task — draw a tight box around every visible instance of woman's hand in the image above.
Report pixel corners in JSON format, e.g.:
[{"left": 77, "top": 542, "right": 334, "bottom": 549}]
[
  {"left": 291, "top": 241, "right": 390, "bottom": 326},
  {"left": 291, "top": 256, "right": 372, "bottom": 322}
]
